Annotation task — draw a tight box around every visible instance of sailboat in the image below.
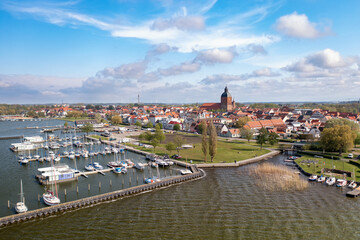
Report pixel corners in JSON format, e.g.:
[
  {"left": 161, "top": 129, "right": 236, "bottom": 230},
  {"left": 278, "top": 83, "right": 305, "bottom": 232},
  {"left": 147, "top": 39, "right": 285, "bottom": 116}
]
[
  {"left": 15, "top": 179, "right": 28, "bottom": 213},
  {"left": 43, "top": 157, "right": 60, "bottom": 206}
]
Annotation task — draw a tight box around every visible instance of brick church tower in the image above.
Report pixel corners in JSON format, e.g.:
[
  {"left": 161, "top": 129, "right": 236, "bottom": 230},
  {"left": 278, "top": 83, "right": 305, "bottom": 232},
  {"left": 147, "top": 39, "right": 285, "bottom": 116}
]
[{"left": 220, "top": 86, "right": 235, "bottom": 112}]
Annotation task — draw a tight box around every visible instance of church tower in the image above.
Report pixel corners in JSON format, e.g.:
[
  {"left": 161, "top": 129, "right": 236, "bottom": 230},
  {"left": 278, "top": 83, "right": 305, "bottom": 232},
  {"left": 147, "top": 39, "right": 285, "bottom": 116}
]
[{"left": 220, "top": 86, "right": 235, "bottom": 112}]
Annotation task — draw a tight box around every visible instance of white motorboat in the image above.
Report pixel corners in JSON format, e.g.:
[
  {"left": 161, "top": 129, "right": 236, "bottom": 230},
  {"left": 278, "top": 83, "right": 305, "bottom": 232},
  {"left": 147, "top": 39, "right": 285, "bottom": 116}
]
[
  {"left": 336, "top": 179, "right": 347, "bottom": 187},
  {"left": 15, "top": 179, "right": 28, "bottom": 213},
  {"left": 326, "top": 177, "right": 336, "bottom": 186},
  {"left": 134, "top": 162, "right": 145, "bottom": 170},
  {"left": 348, "top": 181, "right": 357, "bottom": 189},
  {"left": 180, "top": 169, "right": 192, "bottom": 175},
  {"left": 317, "top": 176, "right": 326, "bottom": 183},
  {"left": 309, "top": 175, "right": 318, "bottom": 181},
  {"left": 85, "top": 164, "right": 95, "bottom": 171},
  {"left": 93, "top": 162, "right": 103, "bottom": 170},
  {"left": 54, "top": 155, "right": 61, "bottom": 162}
]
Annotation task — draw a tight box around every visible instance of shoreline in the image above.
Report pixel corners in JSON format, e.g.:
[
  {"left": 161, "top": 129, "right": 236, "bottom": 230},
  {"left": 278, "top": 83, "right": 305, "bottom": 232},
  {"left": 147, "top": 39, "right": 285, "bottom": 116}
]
[{"left": 195, "top": 149, "right": 280, "bottom": 168}]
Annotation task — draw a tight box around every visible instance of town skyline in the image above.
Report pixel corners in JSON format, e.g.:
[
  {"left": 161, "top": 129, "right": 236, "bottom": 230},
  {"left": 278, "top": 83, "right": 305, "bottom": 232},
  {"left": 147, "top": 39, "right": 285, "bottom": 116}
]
[{"left": 1, "top": 0, "right": 360, "bottom": 104}]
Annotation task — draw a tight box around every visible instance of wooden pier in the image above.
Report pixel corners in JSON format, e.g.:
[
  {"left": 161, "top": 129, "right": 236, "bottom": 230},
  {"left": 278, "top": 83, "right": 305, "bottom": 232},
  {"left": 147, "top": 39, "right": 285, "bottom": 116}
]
[
  {"left": 0, "top": 168, "right": 205, "bottom": 228},
  {"left": 346, "top": 187, "right": 360, "bottom": 197},
  {"left": 0, "top": 135, "right": 23, "bottom": 140}
]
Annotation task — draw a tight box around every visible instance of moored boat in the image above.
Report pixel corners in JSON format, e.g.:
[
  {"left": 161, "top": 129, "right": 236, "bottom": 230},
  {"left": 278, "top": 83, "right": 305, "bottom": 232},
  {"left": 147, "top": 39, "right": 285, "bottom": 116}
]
[
  {"left": 15, "top": 179, "right": 28, "bottom": 213},
  {"left": 326, "top": 177, "right": 336, "bottom": 186},
  {"left": 317, "top": 176, "right": 326, "bottom": 183},
  {"left": 309, "top": 175, "right": 318, "bottom": 181},
  {"left": 348, "top": 181, "right": 357, "bottom": 189},
  {"left": 336, "top": 179, "right": 347, "bottom": 187},
  {"left": 43, "top": 191, "right": 60, "bottom": 206}
]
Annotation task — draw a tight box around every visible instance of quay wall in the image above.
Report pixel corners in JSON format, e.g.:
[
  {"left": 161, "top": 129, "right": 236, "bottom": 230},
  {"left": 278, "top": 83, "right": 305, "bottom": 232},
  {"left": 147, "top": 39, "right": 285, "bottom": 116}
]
[
  {"left": 0, "top": 169, "right": 205, "bottom": 228},
  {"left": 196, "top": 150, "right": 280, "bottom": 168}
]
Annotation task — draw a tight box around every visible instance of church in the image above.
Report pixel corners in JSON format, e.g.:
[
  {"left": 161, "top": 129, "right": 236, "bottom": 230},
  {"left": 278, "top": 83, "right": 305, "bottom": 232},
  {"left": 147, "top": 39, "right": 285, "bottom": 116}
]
[{"left": 200, "top": 86, "right": 236, "bottom": 112}]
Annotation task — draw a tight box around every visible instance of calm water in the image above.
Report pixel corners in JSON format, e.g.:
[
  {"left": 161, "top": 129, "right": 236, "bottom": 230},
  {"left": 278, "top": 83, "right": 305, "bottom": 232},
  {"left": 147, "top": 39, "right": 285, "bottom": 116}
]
[
  {"left": 1, "top": 120, "right": 360, "bottom": 239},
  {"left": 0, "top": 120, "right": 182, "bottom": 217}
]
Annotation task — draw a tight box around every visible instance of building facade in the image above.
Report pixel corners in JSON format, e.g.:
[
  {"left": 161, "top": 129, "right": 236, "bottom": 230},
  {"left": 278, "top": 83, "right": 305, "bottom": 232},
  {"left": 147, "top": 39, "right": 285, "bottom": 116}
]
[{"left": 200, "top": 86, "right": 236, "bottom": 112}]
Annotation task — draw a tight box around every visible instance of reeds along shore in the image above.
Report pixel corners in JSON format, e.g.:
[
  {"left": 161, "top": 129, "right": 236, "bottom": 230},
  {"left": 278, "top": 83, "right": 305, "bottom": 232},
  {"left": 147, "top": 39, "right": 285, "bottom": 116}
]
[{"left": 250, "top": 163, "right": 308, "bottom": 191}]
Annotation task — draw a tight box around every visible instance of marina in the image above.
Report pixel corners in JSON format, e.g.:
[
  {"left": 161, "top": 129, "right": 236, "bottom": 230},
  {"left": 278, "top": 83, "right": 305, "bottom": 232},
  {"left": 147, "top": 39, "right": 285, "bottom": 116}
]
[{"left": 0, "top": 119, "right": 190, "bottom": 220}]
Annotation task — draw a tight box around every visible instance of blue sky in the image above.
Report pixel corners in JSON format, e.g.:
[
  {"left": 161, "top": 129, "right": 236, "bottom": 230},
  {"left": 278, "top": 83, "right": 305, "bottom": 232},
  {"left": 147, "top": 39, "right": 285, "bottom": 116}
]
[{"left": 1, "top": 0, "right": 360, "bottom": 104}]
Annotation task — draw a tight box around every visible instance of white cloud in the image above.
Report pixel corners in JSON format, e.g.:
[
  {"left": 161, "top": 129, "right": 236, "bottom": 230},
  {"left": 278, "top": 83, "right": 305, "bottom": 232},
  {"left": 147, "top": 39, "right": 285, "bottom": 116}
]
[
  {"left": 196, "top": 48, "right": 237, "bottom": 64},
  {"left": 284, "top": 49, "right": 358, "bottom": 73},
  {"left": 306, "top": 48, "right": 356, "bottom": 68},
  {"left": 158, "top": 62, "right": 201, "bottom": 76},
  {"left": 275, "top": 12, "right": 331, "bottom": 39},
  {"left": 246, "top": 44, "right": 267, "bottom": 55},
  {"left": 200, "top": 68, "right": 280, "bottom": 85},
  {"left": 200, "top": 74, "right": 246, "bottom": 85},
  {"left": 252, "top": 67, "right": 280, "bottom": 77},
  {"left": 0, "top": 74, "right": 84, "bottom": 91},
  {"left": 99, "top": 61, "right": 149, "bottom": 79},
  {"left": 151, "top": 16, "right": 205, "bottom": 31},
  {"left": 3, "top": 2, "right": 279, "bottom": 53}
]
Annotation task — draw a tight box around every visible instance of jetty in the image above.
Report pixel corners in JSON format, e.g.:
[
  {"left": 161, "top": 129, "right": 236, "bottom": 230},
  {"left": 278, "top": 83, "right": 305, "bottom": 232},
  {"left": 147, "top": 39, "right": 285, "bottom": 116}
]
[
  {"left": 346, "top": 187, "right": 360, "bottom": 197},
  {"left": 0, "top": 168, "right": 205, "bottom": 227}
]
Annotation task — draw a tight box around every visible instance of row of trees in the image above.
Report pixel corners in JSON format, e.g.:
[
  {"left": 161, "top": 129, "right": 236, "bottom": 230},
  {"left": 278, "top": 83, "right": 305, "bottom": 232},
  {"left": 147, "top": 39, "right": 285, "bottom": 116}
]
[{"left": 201, "top": 121, "right": 217, "bottom": 162}]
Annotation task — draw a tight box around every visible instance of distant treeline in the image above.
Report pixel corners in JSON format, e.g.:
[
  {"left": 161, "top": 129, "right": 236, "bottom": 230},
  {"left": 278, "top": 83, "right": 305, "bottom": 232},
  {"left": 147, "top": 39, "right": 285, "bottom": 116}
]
[{"left": 247, "top": 102, "right": 360, "bottom": 113}]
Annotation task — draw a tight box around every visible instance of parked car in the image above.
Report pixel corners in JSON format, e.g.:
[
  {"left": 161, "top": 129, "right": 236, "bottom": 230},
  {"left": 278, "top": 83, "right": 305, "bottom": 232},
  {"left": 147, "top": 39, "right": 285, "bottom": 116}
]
[
  {"left": 171, "top": 154, "right": 182, "bottom": 159},
  {"left": 348, "top": 153, "right": 353, "bottom": 158}
]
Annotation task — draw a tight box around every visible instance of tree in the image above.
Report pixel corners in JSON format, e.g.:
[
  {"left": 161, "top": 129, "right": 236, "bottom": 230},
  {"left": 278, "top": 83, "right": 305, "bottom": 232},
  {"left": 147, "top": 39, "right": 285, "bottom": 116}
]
[
  {"left": 165, "top": 142, "right": 176, "bottom": 154},
  {"left": 64, "top": 121, "right": 69, "bottom": 128},
  {"left": 94, "top": 113, "right": 102, "bottom": 123},
  {"left": 67, "top": 110, "right": 82, "bottom": 118},
  {"left": 257, "top": 127, "right": 268, "bottom": 149},
  {"left": 208, "top": 121, "right": 217, "bottom": 162},
  {"left": 146, "top": 121, "right": 153, "bottom": 128},
  {"left": 241, "top": 128, "right": 253, "bottom": 142},
  {"left": 154, "top": 126, "right": 165, "bottom": 143},
  {"left": 201, "top": 121, "right": 208, "bottom": 162},
  {"left": 355, "top": 132, "right": 360, "bottom": 148},
  {"left": 156, "top": 123, "right": 163, "bottom": 129},
  {"left": 173, "top": 135, "right": 185, "bottom": 155},
  {"left": 111, "top": 115, "right": 123, "bottom": 125},
  {"left": 135, "top": 121, "right": 142, "bottom": 129},
  {"left": 144, "top": 131, "right": 154, "bottom": 142},
  {"left": 138, "top": 133, "right": 144, "bottom": 142},
  {"left": 325, "top": 118, "right": 360, "bottom": 131},
  {"left": 81, "top": 123, "right": 94, "bottom": 135},
  {"left": 197, "top": 121, "right": 206, "bottom": 134},
  {"left": 235, "top": 117, "right": 251, "bottom": 129},
  {"left": 173, "top": 123, "right": 181, "bottom": 131},
  {"left": 150, "top": 138, "right": 160, "bottom": 152},
  {"left": 268, "top": 132, "right": 279, "bottom": 146},
  {"left": 320, "top": 125, "right": 357, "bottom": 155}
]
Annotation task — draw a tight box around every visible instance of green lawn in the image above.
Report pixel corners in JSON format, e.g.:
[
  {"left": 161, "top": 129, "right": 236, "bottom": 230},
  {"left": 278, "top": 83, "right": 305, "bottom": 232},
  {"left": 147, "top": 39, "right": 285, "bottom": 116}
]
[
  {"left": 89, "top": 135, "right": 109, "bottom": 141},
  {"left": 60, "top": 117, "right": 91, "bottom": 122},
  {"left": 127, "top": 140, "right": 270, "bottom": 163},
  {"left": 295, "top": 154, "right": 360, "bottom": 181}
]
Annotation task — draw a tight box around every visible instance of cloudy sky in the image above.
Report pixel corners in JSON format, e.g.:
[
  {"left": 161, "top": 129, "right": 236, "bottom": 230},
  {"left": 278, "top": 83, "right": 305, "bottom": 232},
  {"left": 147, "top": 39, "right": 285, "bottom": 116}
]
[{"left": 1, "top": 0, "right": 360, "bottom": 104}]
